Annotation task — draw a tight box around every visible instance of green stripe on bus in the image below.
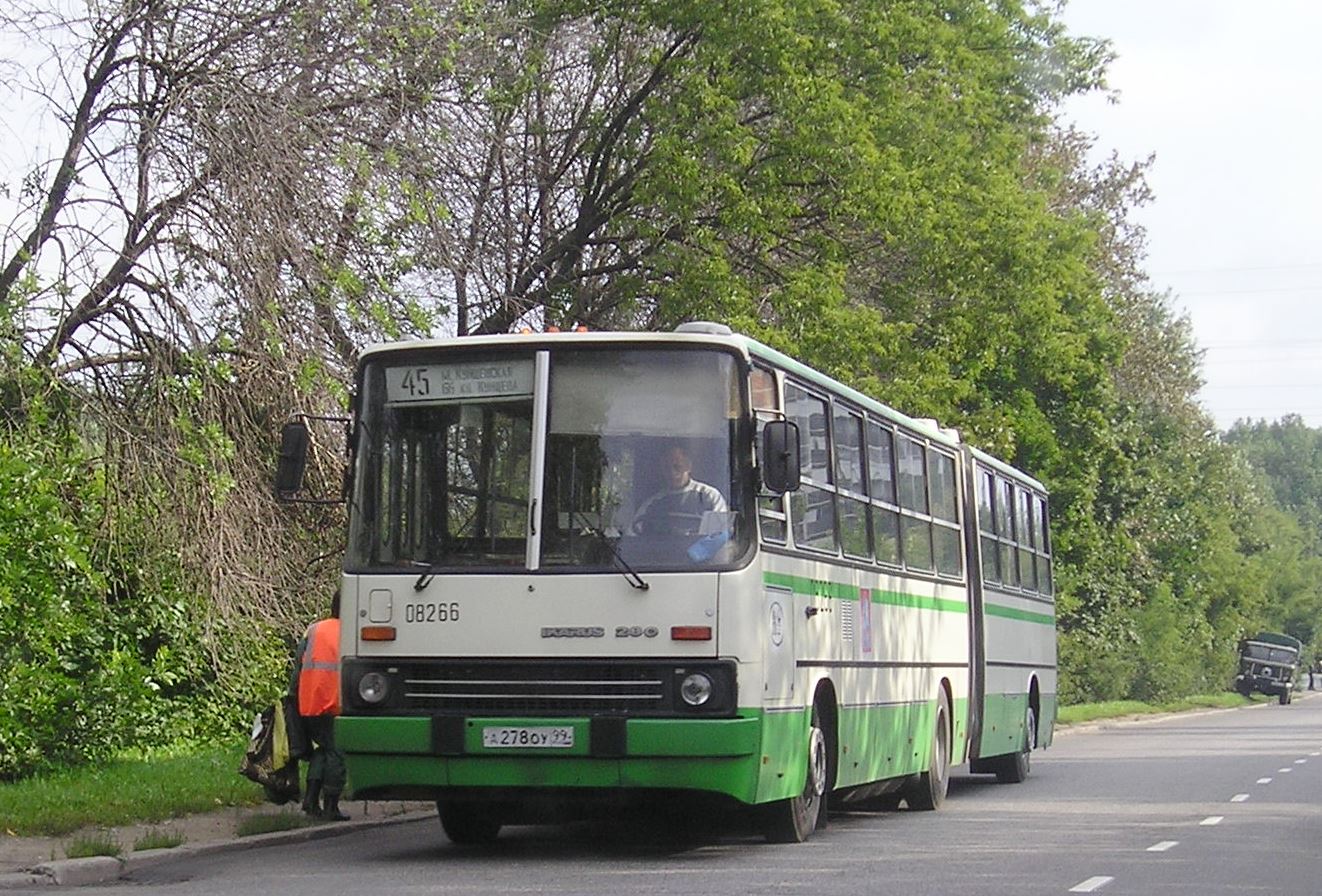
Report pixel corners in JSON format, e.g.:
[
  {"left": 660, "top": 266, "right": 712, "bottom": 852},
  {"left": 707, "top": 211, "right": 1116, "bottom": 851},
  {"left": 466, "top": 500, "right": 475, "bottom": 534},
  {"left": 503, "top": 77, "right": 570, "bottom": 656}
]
[
  {"left": 762, "top": 571, "right": 968, "bottom": 614},
  {"left": 984, "top": 603, "right": 1055, "bottom": 625}
]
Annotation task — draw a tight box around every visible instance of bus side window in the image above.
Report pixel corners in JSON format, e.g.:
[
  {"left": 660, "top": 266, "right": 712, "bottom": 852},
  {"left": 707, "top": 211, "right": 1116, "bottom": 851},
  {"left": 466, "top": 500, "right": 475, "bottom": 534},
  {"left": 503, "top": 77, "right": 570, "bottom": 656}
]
[
  {"left": 833, "top": 407, "right": 870, "bottom": 560},
  {"left": 929, "top": 450, "right": 961, "bottom": 577},
  {"left": 1034, "top": 492, "right": 1053, "bottom": 596},
  {"left": 997, "top": 477, "right": 1018, "bottom": 587},
  {"left": 978, "top": 468, "right": 1000, "bottom": 584},
  {"left": 896, "top": 434, "right": 932, "bottom": 571},
  {"left": 750, "top": 367, "right": 777, "bottom": 412},
  {"left": 785, "top": 382, "right": 837, "bottom": 553},
  {"left": 866, "top": 420, "right": 900, "bottom": 566},
  {"left": 1016, "top": 487, "right": 1037, "bottom": 592}
]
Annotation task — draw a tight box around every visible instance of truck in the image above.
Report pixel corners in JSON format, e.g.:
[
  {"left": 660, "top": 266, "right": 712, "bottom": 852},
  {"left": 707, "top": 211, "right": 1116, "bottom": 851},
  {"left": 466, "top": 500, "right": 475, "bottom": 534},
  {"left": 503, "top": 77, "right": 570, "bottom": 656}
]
[{"left": 1234, "top": 631, "right": 1302, "bottom": 705}]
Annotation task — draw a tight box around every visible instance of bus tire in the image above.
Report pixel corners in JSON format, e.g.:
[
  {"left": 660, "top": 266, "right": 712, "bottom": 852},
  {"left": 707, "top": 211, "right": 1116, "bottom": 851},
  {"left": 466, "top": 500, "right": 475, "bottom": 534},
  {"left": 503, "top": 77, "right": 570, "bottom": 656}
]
[
  {"left": 438, "top": 802, "right": 502, "bottom": 845},
  {"left": 904, "top": 690, "right": 951, "bottom": 811},
  {"left": 994, "top": 704, "right": 1036, "bottom": 784},
  {"left": 762, "top": 700, "right": 829, "bottom": 843}
]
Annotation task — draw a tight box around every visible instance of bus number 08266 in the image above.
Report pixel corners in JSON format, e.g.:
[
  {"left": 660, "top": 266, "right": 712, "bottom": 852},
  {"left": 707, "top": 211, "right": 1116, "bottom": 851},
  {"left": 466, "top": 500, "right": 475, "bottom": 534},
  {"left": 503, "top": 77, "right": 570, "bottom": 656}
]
[{"left": 404, "top": 602, "right": 459, "bottom": 623}]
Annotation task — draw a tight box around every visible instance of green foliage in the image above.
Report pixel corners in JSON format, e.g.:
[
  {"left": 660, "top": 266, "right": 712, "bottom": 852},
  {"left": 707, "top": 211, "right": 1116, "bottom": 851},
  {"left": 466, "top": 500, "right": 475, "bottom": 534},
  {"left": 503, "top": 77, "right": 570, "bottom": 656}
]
[
  {"left": 64, "top": 832, "right": 122, "bottom": 859},
  {"left": 0, "top": 373, "right": 258, "bottom": 780},
  {"left": 1056, "top": 692, "right": 1250, "bottom": 727},
  {"left": 1225, "top": 418, "right": 1322, "bottom": 654},
  {"left": 236, "top": 812, "right": 315, "bottom": 837},
  {"left": 133, "top": 828, "right": 187, "bottom": 851},
  {"left": 0, "top": 427, "right": 132, "bottom": 778},
  {"left": 0, "top": 742, "right": 262, "bottom": 836}
]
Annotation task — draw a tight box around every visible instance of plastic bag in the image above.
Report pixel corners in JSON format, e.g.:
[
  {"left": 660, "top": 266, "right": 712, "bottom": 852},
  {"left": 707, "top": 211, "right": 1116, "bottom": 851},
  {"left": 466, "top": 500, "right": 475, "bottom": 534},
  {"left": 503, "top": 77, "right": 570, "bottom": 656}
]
[{"left": 239, "top": 704, "right": 301, "bottom": 804}]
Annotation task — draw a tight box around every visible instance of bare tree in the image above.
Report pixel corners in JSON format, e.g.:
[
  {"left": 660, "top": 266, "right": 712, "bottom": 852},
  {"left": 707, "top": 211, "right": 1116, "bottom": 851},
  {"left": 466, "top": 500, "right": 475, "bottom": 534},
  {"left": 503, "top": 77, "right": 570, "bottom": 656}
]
[{"left": 0, "top": 0, "right": 478, "bottom": 657}]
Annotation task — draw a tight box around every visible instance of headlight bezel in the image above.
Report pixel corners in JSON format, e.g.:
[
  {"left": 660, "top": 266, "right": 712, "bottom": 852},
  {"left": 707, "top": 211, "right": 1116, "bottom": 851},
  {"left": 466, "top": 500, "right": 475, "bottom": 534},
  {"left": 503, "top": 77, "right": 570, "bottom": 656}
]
[
  {"left": 357, "top": 670, "right": 391, "bottom": 705},
  {"left": 671, "top": 662, "right": 735, "bottom": 714}
]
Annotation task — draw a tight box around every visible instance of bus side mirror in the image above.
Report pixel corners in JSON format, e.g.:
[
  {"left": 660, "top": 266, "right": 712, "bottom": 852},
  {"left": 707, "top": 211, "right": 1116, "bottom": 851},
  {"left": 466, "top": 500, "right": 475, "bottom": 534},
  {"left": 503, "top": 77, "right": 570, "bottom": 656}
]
[
  {"left": 275, "top": 420, "right": 310, "bottom": 500},
  {"left": 761, "top": 420, "right": 801, "bottom": 494}
]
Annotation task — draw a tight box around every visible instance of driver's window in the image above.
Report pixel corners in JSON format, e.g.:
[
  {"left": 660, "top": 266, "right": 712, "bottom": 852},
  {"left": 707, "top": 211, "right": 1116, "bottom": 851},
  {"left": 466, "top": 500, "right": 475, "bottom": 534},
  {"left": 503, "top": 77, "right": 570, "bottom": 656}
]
[{"left": 752, "top": 366, "right": 787, "bottom": 544}]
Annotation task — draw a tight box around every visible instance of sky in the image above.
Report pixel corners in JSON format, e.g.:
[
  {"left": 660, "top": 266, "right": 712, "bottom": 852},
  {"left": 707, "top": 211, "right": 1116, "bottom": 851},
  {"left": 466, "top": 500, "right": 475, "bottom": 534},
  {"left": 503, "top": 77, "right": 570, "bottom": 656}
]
[{"left": 1059, "top": 0, "right": 1322, "bottom": 431}]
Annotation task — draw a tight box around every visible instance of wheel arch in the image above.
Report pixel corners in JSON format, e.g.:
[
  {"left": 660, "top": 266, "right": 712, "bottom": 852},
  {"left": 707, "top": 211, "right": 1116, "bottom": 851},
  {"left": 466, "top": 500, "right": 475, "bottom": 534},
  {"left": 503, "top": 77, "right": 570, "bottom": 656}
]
[
  {"left": 811, "top": 677, "right": 840, "bottom": 792},
  {"left": 1027, "top": 675, "right": 1041, "bottom": 744},
  {"left": 939, "top": 677, "right": 955, "bottom": 744}
]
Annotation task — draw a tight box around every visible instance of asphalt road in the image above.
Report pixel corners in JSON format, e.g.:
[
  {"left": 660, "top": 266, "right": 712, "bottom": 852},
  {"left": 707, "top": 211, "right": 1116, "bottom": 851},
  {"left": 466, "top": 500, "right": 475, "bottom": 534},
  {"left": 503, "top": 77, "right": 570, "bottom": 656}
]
[{"left": 30, "top": 694, "right": 1322, "bottom": 895}]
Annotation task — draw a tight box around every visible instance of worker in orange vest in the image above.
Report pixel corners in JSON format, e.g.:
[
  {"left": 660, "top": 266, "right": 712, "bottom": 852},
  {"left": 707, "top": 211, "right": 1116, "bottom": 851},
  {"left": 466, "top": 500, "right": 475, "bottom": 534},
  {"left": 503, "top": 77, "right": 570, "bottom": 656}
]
[{"left": 291, "top": 590, "right": 348, "bottom": 821}]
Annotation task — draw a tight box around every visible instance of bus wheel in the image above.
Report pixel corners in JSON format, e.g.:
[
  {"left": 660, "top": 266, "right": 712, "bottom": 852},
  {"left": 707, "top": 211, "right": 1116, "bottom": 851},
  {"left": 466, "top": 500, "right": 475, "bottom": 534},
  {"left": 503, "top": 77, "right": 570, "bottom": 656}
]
[
  {"left": 762, "top": 701, "right": 829, "bottom": 842},
  {"left": 438, "top": 802, "right": 502, "bottom": 845},
  {"left": 905, "top": 690, "right": 951, "bottom": 811},
  {"left": 994, "top": 704, "right": 1036, "bottom": 784}
]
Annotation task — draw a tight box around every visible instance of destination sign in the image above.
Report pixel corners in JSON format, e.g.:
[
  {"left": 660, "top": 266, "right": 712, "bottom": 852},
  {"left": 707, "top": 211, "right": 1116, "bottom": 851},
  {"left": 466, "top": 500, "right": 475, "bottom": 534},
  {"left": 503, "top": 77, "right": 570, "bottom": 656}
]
[{"left": 385, "top": 359, "right": 534, "bottom": 404}]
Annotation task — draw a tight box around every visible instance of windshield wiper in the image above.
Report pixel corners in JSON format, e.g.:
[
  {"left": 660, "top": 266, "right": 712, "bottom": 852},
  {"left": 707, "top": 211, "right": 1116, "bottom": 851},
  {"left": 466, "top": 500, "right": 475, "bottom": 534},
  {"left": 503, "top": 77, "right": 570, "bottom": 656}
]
[
  {"left": 410, "top": 560, "right": 440, "bottom": 592},
  {"left": 573, "top": 511, "right": 649, "bottom": 591}
]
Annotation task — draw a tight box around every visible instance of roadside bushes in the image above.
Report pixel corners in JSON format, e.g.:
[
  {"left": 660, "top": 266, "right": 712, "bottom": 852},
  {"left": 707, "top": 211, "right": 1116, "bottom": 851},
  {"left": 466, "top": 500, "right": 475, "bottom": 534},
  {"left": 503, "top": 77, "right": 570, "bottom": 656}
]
[
  {"left": 0, "top": 434, "right": 135, "bottom": 778},
  {"left": 0, "top": 424, "right": 243, "bottom": 780}
]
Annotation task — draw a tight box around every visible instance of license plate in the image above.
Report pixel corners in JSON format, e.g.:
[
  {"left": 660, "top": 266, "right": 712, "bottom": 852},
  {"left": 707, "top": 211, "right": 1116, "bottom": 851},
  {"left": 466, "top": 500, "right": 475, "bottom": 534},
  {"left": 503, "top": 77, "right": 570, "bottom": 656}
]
[{"left": 481, "top": 726, "right": 575, "bottom": 749}]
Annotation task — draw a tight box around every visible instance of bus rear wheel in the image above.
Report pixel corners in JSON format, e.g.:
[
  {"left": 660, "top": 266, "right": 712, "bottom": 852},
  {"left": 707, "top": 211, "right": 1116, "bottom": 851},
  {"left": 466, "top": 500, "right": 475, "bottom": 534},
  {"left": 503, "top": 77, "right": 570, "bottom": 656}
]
[
  {"left": 904, "top": 690, "right": 951, "bottom": 811},
  {"left": 762, "top": 701, "right": 829, "bottom": 842},
  {"left": 438, "top": 801, "right": 502, "bottom": 845},
  {"left": 994, "top": 704, "right": 1036, "bottom": 784}
]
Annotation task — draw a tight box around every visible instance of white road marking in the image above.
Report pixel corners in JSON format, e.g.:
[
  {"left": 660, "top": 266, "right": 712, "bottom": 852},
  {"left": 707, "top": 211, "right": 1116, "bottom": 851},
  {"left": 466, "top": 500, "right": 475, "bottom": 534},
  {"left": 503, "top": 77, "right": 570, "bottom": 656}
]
[
  {"left": 1200, "top": 816, "right": 1224, "bottom": 826},
  {"left": 1278, "top": 768, "right": 1293, "bottom": 773},
  {"left": 1311, "top": 751, "right": 1321, "bottom": 757},
  {"left": 1069, "top": 876, "right": 1115, "bottom": 893},
  {"left": 1257, "top": 777, "right": 1273, "bottom": 784},
  {"left": 1230, "top": 793, "right": 1250, "bottom": 802},
  {"left": 1147, "top": 841, "right": 1179, "bottom": 852},
  {"left": 1295, "top": 758, "right": 1307, "bottom": 764}
]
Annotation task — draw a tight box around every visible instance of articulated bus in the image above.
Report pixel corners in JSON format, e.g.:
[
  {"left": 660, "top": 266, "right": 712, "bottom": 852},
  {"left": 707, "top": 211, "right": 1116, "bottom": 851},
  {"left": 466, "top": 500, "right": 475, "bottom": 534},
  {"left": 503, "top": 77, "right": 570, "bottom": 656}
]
[{"left": 276, "top": 322, "right": 1056, "bottom": 843}]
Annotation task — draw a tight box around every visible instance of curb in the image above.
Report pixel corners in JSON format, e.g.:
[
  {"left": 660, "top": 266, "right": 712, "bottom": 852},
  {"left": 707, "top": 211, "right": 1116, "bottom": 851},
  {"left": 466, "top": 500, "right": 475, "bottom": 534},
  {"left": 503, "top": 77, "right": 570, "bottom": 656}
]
[{"left": 0, "top": 809, "right": 435, "bottom": 889}]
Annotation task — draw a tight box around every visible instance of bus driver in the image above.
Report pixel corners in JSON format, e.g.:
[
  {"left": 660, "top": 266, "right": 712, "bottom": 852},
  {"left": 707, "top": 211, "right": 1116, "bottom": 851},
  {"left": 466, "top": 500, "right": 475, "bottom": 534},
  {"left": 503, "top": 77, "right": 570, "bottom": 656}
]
[{"left": 631, "top": 443, "right": 727, "bottom": 536}]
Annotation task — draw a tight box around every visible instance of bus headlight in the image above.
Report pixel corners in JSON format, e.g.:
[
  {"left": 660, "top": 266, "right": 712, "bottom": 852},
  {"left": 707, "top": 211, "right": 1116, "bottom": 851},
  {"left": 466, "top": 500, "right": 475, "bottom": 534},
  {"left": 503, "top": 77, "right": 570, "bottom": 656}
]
[
  {"left": 679, "top": 672, "right": 713, "bottom": 707},
  {"left": 358, "top": 671, "right": 390, "bottom": 705}
]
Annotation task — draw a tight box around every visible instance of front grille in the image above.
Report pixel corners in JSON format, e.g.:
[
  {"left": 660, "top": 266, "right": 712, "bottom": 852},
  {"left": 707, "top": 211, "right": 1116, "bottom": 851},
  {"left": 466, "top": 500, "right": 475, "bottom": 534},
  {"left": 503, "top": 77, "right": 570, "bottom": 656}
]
[{"left": 380, "top": 661, "right": 673, "bottom": 715}]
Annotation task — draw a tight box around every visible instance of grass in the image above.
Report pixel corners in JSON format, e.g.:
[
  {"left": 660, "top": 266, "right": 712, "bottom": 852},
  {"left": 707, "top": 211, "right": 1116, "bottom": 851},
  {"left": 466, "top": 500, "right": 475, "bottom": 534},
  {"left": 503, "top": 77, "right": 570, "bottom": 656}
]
[
  {"left": 236, "top": 812, "right": 313, "bottom": 837},
  {"left": 1058, "top": 692, "right": 1253, "bottom": 726},
  {"left": 133, "top": 828, "right": 188, "bottom": 851},
  {"left": 0, "top": 741, "right": 265, "bottom": 837},
  {"left": 63, "top": 832, "right": 122, "bottom": 859}
]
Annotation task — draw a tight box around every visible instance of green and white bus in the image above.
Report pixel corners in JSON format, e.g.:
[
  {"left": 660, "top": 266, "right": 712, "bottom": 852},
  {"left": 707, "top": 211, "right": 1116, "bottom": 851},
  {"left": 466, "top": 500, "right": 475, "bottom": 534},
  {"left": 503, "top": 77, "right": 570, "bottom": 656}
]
[{"left": 276, "top": 322, "right": 1056, "bottom": 843}]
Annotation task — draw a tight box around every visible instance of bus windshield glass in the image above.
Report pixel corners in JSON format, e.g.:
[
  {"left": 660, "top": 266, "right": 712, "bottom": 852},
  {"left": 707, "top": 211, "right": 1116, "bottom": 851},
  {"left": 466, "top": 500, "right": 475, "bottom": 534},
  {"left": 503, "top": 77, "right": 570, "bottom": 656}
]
[
  {"left": 348, "top": 356, "right": 536, "bottom": 569},
  {"left": 347, "top": 346, "right": 750, "bottom": 572},
  {"left": 540, "top": 348, "right": 749, "bottom": 570}
]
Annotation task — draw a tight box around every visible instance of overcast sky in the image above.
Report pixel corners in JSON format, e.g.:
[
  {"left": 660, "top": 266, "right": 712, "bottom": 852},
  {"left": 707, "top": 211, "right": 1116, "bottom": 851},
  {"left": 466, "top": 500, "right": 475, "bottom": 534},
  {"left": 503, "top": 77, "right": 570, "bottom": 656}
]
[{"left": 1059, "top": 0, "right": 1322, "bottom": 431}]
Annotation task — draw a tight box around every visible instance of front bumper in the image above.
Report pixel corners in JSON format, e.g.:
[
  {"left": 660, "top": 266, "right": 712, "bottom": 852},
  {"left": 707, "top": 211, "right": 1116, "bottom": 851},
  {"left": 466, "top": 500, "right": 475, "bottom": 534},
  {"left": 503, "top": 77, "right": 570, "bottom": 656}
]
[{"left": 336, "top": 714, "right": 764, "bottom": 802}]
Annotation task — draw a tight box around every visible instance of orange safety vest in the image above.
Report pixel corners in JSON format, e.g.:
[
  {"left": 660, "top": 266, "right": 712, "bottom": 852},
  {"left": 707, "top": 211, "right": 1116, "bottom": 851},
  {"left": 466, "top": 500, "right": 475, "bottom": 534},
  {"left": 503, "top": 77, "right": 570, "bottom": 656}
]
[{"left": 298, "top": 618, "right": 341, "bottom": 717}]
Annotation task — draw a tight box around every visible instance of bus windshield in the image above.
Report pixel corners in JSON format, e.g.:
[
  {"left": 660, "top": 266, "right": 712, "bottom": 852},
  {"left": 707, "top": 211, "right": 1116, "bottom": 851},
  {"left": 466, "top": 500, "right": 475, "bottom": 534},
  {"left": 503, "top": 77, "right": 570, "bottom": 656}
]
[{"left": 347, "top": 346, "right": 751, "bottom": 572}]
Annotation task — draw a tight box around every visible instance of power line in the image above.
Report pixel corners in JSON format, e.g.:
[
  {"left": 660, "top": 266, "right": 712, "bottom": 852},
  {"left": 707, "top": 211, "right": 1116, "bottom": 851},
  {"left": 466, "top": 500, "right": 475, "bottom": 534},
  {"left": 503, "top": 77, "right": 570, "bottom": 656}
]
[
  {"left": 1152, "top": 262, "right": 1322, "bottom": 276},
  {"left": 1203, "top": 384, "right": 1322, "bottom": 390},
  {"left": 1175, "top": 285, "right": 1322, "bottom": 298},
  {"left": 1203, "top": 358, "right": 1322, "bottom": 365},
  {"left": 1202, "top": 338, "right": 1322, "bottom": 349}
]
